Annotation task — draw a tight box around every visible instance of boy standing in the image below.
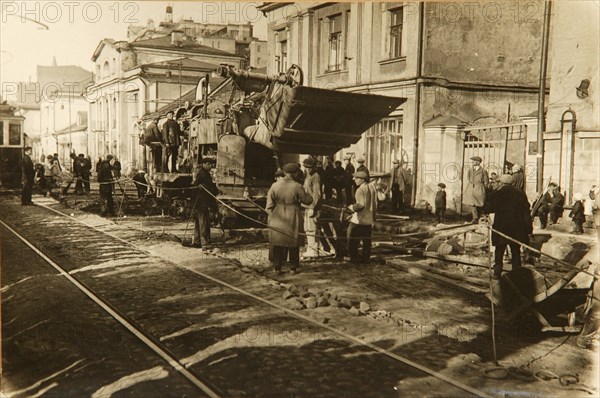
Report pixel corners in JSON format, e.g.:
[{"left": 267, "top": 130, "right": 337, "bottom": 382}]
[
  {"left": 569, "top": 193, "right": 585, "bottom": 234},
  {"left": 435, "top": 183, "right": 447, "bottom": 223}
]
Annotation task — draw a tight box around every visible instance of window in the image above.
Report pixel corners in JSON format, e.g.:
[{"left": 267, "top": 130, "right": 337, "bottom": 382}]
[
  {"left": 275, "top": 32, "right": 288, "bottom": 73},
  {"left": 365, "top": 117, "right": 403, "bottom": 173},
  {"left": 9, "top": 124, "right": 21, "bottom": 145},
  {"left": 103, "top": 61, "right": 109, "bottom": 78},
  {"left": 104, "top": 99, "right": 109, "bottom": 130},
  {"left": 185, "top": 27, "right": 193, "bottom": 37},
  {"left": 389, "top": 8, "right": 403, "bottom": 58},
  {"left": 328, "top": 14, "right": 343, "bottom": 71},
  {"left": 0, "top": 121, "right": 3, "bottom": 145},
  {"left": 112, "top": 97, "right": 117, "bottom": 129}
]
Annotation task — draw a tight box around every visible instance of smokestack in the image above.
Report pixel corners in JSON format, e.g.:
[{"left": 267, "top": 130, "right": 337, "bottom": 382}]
[{"left": 165, "top": 5, "right": 173, "bottom": 24}]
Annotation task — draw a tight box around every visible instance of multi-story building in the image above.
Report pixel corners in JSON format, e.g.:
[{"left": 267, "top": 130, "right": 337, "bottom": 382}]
[
  {"left": 37, "top": 63, "right": 93, "bottom": 168},
  {"left": 259, "top": 2, "right": 544, "bottom": 212},
  {"left": 128, "top": 6, "right": 267, "bottom": 69},
  {"left": 86, "top": 32, "right": 243, "bottom": 171},
  {"left": 537, "top": 1, "right": 599, "bottom": 204}
]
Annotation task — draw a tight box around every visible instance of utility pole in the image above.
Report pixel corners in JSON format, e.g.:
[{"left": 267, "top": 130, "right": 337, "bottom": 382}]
[{"left": 537, "top": 1, "right": 552, "bottom": 192}]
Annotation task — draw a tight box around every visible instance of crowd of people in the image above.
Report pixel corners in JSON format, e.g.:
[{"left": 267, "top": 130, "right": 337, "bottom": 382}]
[{"left": 20, "top": 148, "right": 127, "bottom": 217}]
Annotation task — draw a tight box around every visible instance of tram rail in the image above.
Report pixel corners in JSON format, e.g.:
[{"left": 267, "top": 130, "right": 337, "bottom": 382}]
[{"left": 1, "top": 197, "right": 495, "bottom": 398}]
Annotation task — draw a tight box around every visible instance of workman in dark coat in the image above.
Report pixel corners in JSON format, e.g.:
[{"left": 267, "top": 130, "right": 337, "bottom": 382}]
[
  {"left": 435, "top": 183, "right": 447, "bottom": 223},
  {"left": 333, "top": 160, "right": 345, "bottom": 204},
  {"left": 163, "top": 110, "right": 182, "bottom": 173},
  {"left": 356, "top": 158, "right": 370, "bottom": 181},
  {"left": 536, "top": 182, "right": 565, "bottom": 229},
  {"left": 343, "top": 155, "right": 355, "bottom": 205},
  {"left": 189, "top": 157, "right": 218, "bottom": 249},
  {"left": 323, "top": 157, "right": 335, "bottom": 200},
  {"left": 98, "top": 155, "right": 115, "bottom": 216},
  {"left": 21, "top": 146, "right": 35, "bottom": 205},
  {"left": 132, "top": 170, "right": 148, "bottom": 199},
  {"left": 486, "top": 174, "right": 533, "bottom": 279},
  {"left": 266, "top": 163, "right": 313, "bottom": 274},
  {"left": 80, "top": 154, "right": 91, "bottom": 194},
  {"left": 511, "top": 164, "right": 525, "bottom": 192},
  {"left": 145, "top": 116, "right": 163, "bottom": 172},
  {"left": 62, "top": 152, "right": 80, "bottom": 195}
]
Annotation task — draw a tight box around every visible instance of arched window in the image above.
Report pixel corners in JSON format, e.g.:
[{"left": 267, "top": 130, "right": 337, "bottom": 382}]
[{"left": 103, "top": 61, "right": 109, "bottom": 78}]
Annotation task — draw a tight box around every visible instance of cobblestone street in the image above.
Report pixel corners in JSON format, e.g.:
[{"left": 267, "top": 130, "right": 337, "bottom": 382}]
[{"left": 2, "top": 193, "right": 598, "bottom": 397}]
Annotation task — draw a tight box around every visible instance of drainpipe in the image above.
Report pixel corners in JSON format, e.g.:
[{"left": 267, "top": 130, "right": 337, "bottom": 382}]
[
  {"left": 411, "top": 1, "right": 425, "bottom": 206},
  {"left": 536, "top": 1, "right": 552, "bottom": 192}
]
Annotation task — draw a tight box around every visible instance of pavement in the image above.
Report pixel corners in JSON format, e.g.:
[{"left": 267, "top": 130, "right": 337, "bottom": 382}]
[{"left": 2, "top": 190, "right": 599, "bottom": 397}]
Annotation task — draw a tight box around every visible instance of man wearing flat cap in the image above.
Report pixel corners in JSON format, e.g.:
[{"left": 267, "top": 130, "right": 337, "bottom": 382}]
[
  {"left": 343, "top": 155, "right": 355, "bottom": 205},
  {"left": 266, "top": 163, "right": 313, "bottom": 274},
  {"left": 485, "top": 174, "right": 532, "bottom": 279},
  {"left": 98, "top": 155, "right": 115, "bottom": 216},
  {"left": 463, "top": 156, "right": 489, "bottom": 223},
  {"left": 163, "top": 110, "right": 182, "bottom": 172},
  {"left": 346, "top": 170, "right": 377, "bottom": 264},
  {"left": 356, "top": 158, "right": 370, "bottom": 181},
  {"left": 389, "top": 159, "right": 409, "bottom": 212},
  {"left": 21, "top": 146, "right": 35, "bottom": 205},
  {"left": 302, "top": 157, "right": 323, "bottom": 258},
  {"left": 189, "top": 156, "right": 218, "bottom": 249}
]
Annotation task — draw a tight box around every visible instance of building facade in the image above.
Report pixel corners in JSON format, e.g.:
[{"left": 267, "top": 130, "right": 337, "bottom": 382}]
[
  {"left": 37, "top": 64, "right": 93, "bottom": 169},
  {"left": 260, "top": 2, "right": 544, "bottom": 212},
  {"left": 540, "top": 1, "right": 599, "bottom": 204},
  {"left": 86, "top": 33, "right": 243, "bottom": 172}
]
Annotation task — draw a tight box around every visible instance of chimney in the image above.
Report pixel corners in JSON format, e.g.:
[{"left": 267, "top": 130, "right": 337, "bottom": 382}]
[
  {"left": 165, "top": 5, "right": 173, "bottom": 24},
  {"left": 171, "top": 30, "right": 184, "bottom": 46}
]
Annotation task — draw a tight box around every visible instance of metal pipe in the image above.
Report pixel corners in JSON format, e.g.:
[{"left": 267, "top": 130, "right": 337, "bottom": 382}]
[
  {"left": 217, "top": 65, "right": 292, "bottom": 86},
  {"left": 536, "top": 1, "right": 552, "bottom": 192}
]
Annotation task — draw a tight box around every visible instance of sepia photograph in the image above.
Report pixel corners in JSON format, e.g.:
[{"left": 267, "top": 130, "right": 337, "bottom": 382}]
[{"left": 1, "top": 1, "right": 599, "bottom": 397}]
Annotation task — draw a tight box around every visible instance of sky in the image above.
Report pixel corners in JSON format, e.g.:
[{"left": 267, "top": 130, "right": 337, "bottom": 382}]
[{"left": 0, "top": 1, "right": 268, "bottom": 86}]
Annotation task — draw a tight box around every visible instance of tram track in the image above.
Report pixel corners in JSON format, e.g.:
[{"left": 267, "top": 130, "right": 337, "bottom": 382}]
[{"left": 1, "top": 197, "right": 496, "bottom": 397}]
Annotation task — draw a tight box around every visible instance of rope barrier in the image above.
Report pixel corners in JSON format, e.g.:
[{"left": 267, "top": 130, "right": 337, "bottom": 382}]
[
  {"left": 487, "top": 226, "right": 499, "bottom": 366},
  {"left": 102, "top": 175, "right": 598, "bottom": 278}
]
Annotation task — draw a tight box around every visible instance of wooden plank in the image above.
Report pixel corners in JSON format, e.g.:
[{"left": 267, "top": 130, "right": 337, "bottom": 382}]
[{"left": 388, "top": 261, "right": 487, "bottom": 294}]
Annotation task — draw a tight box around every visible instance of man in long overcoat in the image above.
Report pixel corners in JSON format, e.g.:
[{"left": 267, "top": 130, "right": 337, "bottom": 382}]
[
  {"left": 486, "top": 174, "right": 532, "bottom": 279},
  {"left": 389, "top": 159, "right": 408, "bottom": 212},
  {"left": 463, "top": 156, "right": 489, "bottom": 223},
  {"left": 302, "top": 157, "right": 323, "bottom": 258},
  {"left": 266, "top": 163, "right": 313, "bottom": 274},
  {"left": 21, "top": 146, "right": 34, "bottom": 205}
]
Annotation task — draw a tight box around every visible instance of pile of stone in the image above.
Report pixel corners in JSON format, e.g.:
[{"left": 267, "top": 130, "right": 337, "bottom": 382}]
[{"left": 282, "top": 284, "right": 371, "bottom": 317}]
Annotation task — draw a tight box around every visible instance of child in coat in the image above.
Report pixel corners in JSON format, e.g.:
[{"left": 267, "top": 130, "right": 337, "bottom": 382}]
[
  {"left": 435, "top": 183, "right": 447, "bottom": 223},
  {"left": 569, "top": 192, "right": 585, "bottom": 234}
]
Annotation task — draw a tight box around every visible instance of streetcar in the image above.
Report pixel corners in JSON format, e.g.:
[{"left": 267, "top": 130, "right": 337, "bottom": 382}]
[{"left": 0, "top": 101, "right": 25, "bottom": 189}]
